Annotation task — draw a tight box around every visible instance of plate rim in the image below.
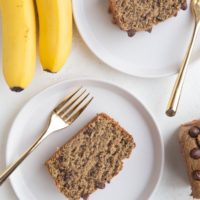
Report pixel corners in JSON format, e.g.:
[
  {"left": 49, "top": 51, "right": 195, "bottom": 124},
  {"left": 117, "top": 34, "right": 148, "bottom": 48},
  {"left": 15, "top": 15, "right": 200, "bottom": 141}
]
[
  {"left": 6, "top": 78, "right": 164, "bottom": 200},
  {"left": 72, "top": 0, "right": 182, "bottom": 78}
]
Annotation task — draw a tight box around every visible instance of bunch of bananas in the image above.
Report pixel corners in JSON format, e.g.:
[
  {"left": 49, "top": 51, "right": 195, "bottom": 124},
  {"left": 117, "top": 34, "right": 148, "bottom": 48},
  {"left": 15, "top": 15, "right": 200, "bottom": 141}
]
[{"left": 1, "top": 0, "right": 72, "bottom": 92}]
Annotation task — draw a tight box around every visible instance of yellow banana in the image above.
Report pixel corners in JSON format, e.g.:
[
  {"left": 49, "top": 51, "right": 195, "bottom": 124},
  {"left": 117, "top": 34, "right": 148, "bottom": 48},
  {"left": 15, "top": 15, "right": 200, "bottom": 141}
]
[
  {"left": 1, "top": 0, "right": 36, "bottom": 92},
  {"left": 36, "top": 0, "right": 72, "bottom": 73}
]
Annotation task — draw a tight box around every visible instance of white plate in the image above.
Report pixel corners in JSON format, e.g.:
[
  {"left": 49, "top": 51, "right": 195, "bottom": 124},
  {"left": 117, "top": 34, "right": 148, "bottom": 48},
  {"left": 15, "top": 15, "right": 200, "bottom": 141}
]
[
  {"left": 73, "top": 0, "right": 200, "bottom": 78},
  {"left": 6, "top": 79, "right": 164, "bottom": 200}
]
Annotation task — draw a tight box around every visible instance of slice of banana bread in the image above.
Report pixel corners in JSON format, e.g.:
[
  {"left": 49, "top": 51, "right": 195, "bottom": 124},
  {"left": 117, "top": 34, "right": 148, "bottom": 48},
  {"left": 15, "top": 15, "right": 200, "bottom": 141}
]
[
  {"left": 45, "top": 113, "right": 135, "bottom": 200},
  {"left": 179, "top": 120, "right": 200, "bottom": 199},
  {"left": 109, "top": 0, "right": 187, "bottom": 36}
]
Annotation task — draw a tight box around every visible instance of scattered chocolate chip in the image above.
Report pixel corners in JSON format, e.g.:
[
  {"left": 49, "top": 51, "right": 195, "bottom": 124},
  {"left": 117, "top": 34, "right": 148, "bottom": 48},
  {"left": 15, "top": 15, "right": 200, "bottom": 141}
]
[
  {"left": 146, "top": 28, "right": 152, "bottom": 33},
  {"left": 189, "top": 126, "right": 200, "bottom": 138},
  {"left": 95, "top": 181, "right": 105, "bottom": 189},
  {"left": 107, "top": 157, "right": 113, "bottom": 163},
  {"left": 127, "top": 29, "right": 136, "bottom": 37},
  {"left": 181, "top": 2, "right": 187, "bottom": 10},
  {"left": 63, "top": 171, "right": 72, "bottom": 181},
  {"left": 59, "top": 168, "right": 65, "bottom": 173},
  {"left": 174, "top": 12, "right": 178, "bottom": 17},
  {"left": 81, "top": 193, "right": 89, "bottom": 200},
  {"left": 157, "top": 0, "right": 161, "bottom": 6},
  {"left": 64, "top": 183, "right": 69, "bottom": 188},
  {"left": 89, "top": 170, "right": 95, "bottom": 177},
  {"left": 190, "top": 148, "right": 200, "bottom": 159},
  {"left": 192, "top": 170, "right": 200, "bottom": 181},
  {"left": 58, "top": 155, "right": 64, "bottom": 162},
  {"left": 83, "top": 128, "right": 93, "bottom": 136}
]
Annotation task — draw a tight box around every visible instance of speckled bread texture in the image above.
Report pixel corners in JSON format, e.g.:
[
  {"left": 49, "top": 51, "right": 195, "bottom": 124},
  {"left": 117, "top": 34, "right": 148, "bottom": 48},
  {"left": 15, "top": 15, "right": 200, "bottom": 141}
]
[
  {"left": 179, "top": 120, "right": 200, "bottom": 199},
  {"left": 109, "top": 0, "right": 187, "bottom": 36},
  {"left": 45, "top": 113, "right": 135, "bottom": 200}
]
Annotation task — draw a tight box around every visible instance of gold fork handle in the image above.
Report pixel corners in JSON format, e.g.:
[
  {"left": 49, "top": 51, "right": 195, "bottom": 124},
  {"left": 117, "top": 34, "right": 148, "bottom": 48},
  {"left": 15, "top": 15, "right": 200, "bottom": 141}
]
[
  {"left": 166, "top": 21, "right": 200, "bottom": 117},
  {"left": 0, "top": 133, "right": 45, "bottom": 186}
]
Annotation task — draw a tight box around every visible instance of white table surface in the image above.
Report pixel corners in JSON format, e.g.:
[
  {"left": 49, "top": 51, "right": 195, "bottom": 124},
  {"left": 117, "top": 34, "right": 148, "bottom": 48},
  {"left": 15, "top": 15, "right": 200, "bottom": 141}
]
[{"left": 1, "top": 25, "right": 200, "bottom": 200}]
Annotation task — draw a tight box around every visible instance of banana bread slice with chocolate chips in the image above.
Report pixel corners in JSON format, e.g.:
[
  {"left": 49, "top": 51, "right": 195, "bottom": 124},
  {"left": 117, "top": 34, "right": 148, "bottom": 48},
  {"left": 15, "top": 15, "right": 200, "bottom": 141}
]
[
  {"left": 179, "top": 120, "right": 200, "bottom": 199},
  {"left": 109, "top": 0, "right": 187, "bottom": 36},
  {"left": 45, "top": 113, "right": 135, "bottom": 200}
]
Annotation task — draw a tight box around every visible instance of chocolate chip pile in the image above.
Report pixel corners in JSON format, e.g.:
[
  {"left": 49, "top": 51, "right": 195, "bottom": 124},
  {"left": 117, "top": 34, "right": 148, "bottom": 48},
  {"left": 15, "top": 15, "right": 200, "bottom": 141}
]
[{"left": 189, "top": 126, "right": 200, "bottom": 180}]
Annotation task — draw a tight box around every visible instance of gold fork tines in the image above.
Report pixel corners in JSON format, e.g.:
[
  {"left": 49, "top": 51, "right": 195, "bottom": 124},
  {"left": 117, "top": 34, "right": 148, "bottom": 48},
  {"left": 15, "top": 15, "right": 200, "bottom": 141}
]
[
  {"left": 60, "top": 93, "right": 90, "bottom": 120},
  {"left": 56, "top": 89, "right": 87, "bottom": 115},
  {"left": 66, "top": 96, "right": 94, "bottom": 125},
  {"left": 0, "top": 87, "right": 93, "bottom": 185},
  {"left": 166, "top": 0, "right": 200, "bottom": 117},
  {"left": 54, "top": 87, "right": 83, "bottom": 114}
]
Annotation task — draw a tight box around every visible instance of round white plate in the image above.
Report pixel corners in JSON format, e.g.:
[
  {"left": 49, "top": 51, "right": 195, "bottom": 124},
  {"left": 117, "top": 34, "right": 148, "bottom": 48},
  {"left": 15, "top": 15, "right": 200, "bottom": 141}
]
[
  {"left": 6, "top": 79, "right": 163, "bottom": 200},
  {"left": 73, "top": 0, "right": 200, "bottom": 78}
]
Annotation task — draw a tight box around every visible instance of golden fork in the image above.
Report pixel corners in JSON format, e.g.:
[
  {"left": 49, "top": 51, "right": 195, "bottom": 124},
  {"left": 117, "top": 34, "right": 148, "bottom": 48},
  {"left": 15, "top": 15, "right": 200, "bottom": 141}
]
[
  {"left": 166, "top": 0, "right": 200, "bottom": 117},
  {"left": 0, "top": 87, "right": 93, "bottom": 185}
]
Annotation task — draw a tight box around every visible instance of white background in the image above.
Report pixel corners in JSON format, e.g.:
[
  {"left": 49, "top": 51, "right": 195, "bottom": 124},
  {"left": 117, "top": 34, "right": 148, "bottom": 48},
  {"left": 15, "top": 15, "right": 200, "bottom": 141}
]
[{"left": 1, "top": 25, "right": 200, "bottom": 200}]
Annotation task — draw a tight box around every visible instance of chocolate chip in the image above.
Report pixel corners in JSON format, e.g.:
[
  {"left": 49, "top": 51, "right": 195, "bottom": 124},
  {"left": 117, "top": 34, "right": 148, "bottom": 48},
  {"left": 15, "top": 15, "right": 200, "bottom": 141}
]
[
  {"left": 83, "top": 128, "right": 93, "bottom": 136},
  {"left": 88, "top": 168, "right": 96, "bottom": 177},
  {"left": 181, "top": 2, "right": 187, "bottom": 10},
  {"left": 59, "top": 168, "right": 65, "bottom": 173},
  {"left": 64, "top": 183, "right": 69, "bottom": 188},
  {"left": 81, "top": 193, "right": 89, "bottom": 200},
  {"left": 107, "top": 157, "right": 113, "bottom": 163},
  {"left": 174, "top": 12, "right": 178, "bottom": 17},
  {"left": 63, "top": 171, "right": 72, "bottom": 181},
  {"left": 189, "top": 126, "right": 200, "bottom": 138},
  {"left": 190, "top": 148, "right": 200, "bottom": 159},
  {"left": 192, "top": 170, "right": 200, "bottom": 180},
  {"left": 146, "top": 28, "right": 152, "bottom": 33},
  {"left": 127, "top": 29, "right": 136, "bottom": 37},
  {"left": 95, "top": 181, "right": 105, "bottom": 189},
  {"left": 58, "top": 155, "right": 64, "bottom": 162}
]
